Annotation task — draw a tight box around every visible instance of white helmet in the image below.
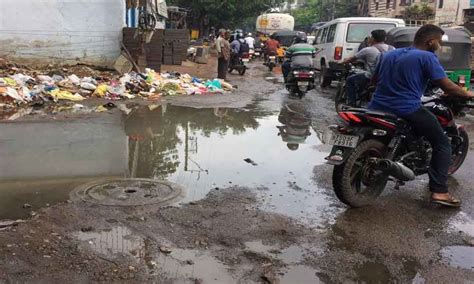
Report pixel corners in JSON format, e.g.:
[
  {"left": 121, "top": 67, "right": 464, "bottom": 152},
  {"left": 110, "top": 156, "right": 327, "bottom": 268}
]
[{"left": 247, "top": 33, "right": 252, "bottom": 37}]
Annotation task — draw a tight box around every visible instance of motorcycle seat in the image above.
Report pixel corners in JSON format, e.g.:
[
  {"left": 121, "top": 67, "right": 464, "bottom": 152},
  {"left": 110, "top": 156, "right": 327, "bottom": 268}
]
[{"left": 365, "top": 110, "right": 398, "bottom": 121}]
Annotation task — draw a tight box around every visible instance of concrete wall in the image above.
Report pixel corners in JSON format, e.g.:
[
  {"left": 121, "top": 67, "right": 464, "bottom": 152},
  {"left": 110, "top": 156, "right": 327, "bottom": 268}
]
[
  {"left": 435, "top": 0, "right": 470, "bottom": 25},
  {"left": 0, "top": 0, "right": 126, "bottom": 67}
]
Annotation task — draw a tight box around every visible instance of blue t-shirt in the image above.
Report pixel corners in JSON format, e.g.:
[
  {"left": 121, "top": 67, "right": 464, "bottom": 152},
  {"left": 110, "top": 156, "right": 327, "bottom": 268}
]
[{"left": 368, "top": 48, "right": 447, "bottom": 116}]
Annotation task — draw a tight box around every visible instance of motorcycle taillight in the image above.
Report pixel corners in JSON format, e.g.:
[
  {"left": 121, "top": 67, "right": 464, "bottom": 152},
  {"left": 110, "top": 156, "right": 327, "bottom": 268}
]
[{"left": 294, "top": 71, "right": 314, "bottom": 78}]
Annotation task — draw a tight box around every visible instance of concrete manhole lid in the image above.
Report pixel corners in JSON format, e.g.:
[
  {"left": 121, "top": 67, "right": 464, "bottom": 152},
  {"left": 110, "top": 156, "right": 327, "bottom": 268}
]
[{"left": 71, "top": 178, "right": 185, "bottom": 206}]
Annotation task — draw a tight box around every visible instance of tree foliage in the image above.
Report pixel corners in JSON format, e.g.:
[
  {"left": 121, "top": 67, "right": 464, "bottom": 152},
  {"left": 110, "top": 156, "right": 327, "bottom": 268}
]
[
  {"left": 402, "top": 4, "right": 435, "bottom": 20},
  {"left": 167, "top": 0, "right": 286, "bottom": 29},
  {"left": 292, "top": 0, "right": 359, "bottom": 29}
]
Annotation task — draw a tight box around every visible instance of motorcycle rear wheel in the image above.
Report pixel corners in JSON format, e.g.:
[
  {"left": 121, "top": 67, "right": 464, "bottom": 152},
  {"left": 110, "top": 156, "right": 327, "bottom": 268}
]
[
  {"left": 333, "top": 139, "right": 388, "bottom": 207},
  {"left": 335, "top": 81, "right": 346, "bottom": 112}
]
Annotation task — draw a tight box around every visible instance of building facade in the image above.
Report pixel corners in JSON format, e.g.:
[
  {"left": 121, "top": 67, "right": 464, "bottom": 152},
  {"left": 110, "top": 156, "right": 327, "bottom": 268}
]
[{"left": 359, "top": 0, "right": 470, "bottom": 26}]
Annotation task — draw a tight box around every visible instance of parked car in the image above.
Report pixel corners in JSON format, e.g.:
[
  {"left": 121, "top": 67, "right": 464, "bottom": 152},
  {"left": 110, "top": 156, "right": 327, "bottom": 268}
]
[{"left": 313, "top": 17, "right": 405, "bottom": 87}]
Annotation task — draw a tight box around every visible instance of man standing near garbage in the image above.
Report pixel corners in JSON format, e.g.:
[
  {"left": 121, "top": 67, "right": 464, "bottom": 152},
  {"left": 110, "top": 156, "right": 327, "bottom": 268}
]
[{"left": 216, "top": 29, "right": 230, "bottom": 80}]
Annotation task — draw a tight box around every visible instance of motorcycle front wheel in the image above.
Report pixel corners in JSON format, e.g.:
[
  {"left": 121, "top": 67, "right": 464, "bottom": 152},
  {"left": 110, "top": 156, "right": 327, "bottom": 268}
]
[
  {"left": 333, "top": 139, "right": 389, "bottom": 207},
  {"left": 449, "top": 128, "right": 469, "bottom": 175}
]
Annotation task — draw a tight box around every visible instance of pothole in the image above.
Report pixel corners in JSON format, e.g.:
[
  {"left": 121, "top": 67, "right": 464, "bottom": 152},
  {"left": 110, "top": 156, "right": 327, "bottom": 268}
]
[{"left": 71, "top": 178, "right": 185, "bottom": 206}]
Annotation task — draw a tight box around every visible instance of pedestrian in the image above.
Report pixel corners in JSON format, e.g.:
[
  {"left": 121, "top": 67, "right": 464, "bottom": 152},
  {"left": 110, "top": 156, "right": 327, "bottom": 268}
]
[{"left": 216, "top": 29, "right": 230, "bottom": 80}]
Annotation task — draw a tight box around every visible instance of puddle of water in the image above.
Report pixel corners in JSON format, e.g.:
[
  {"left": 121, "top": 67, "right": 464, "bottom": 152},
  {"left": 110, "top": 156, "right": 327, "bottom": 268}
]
[
  {"left": 153, "top": 248, "right": 236, "bottom": 283},
  {"left": 450, "top": 212, "right": 474, "bottom": 237},
  {"left": 0, "top": 178, "right": 96, "bottom": 220},
  {"left": 74, "top": 226, "right": 145, "bottom": 259},
  {"left": 440, "top": 246, "right": 474, "bottom": 270},
  {"left": 126, "top": 104, "right": 332, "bottom": 222},
  {"left": 0, "top": 114, "right": 127, "bottom": 220},
  {"left": 1, "top": 103, "right": 334, "bottom": 224},
  {"left": 244, "top": 240, "right": 305, "bottom": 264},
  {"left": 280, "top": 265, "right": 321, "bottom": 283}
]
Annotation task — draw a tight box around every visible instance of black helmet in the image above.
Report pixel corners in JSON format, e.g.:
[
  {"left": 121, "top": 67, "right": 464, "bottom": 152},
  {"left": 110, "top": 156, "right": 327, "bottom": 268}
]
[{"left": 294, "top": 32, "right": 307, "bottom": 44}]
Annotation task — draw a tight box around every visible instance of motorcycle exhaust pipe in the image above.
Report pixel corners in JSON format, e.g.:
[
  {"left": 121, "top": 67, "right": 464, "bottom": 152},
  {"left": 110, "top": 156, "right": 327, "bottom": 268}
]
[{"left": 376, "top": 159, "right": 415, "bottom": 182}]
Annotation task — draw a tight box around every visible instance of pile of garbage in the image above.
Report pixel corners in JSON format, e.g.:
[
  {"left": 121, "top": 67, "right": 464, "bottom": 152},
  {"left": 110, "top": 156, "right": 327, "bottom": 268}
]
[{"left": 0, "top": 63, "right": 234, "bottom": 110}]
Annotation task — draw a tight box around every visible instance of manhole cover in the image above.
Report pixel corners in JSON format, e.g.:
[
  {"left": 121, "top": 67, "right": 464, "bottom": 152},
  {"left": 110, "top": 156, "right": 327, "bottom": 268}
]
[{"left": 71, "top": 178, "right": 185, "bottom": 206}]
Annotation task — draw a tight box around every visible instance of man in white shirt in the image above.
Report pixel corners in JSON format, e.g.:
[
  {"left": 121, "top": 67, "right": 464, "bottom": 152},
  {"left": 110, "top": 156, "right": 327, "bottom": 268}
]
[{"left": 244, "top": 33, "right": 255, "bottom": 50}]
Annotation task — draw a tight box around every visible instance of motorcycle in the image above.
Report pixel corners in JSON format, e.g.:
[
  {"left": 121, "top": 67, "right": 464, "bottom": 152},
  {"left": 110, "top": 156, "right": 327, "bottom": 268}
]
[
  {"left": 285, "top": 67, "right": 316, "bottom": 99},
  {"left": 326, "top": 94, "right": 473, "bottom": 207},
  {"left": 254, "top": 43, "right": 264, "bottom": 59},
  {"left": 228, "top": 52, "right": 248, "bottom": 76},
  {"left": 334, "top": 63, "right": 374, "bottom": 112},
  {"left": 264, "top": 53, "right": 278, "bottom": 72}
]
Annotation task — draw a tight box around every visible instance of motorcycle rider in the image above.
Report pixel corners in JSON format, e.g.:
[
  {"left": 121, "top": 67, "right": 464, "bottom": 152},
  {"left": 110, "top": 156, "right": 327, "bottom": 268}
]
[
  {"left": 244, "top": 33, "right": 255, "bottom": 51},
  {"left": 264, "top": 36, "right": 280, "bottom": 59},
  {"left": 229, "top": 34, "right": 242, "bottom": 69},
  {"left": 343, "top": 29, "right": 394, "bottom": 107},
  {"left": 282, "top": 33, "right": 316, "bottom": 83},
  {"left": 369, "top": 24, "right": 474, "bottom": 207}
]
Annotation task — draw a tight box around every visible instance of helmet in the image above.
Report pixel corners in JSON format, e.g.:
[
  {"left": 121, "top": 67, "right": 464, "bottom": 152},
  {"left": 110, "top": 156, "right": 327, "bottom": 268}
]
[
  {"left": 294, "top": 32, "right": 308, "bottom": 44},
  {"left": 247, "top": 33, "right": 252, "bottom": 37},
  {"left": 287, "top": 143, "right": 300, "bottom": 151}
]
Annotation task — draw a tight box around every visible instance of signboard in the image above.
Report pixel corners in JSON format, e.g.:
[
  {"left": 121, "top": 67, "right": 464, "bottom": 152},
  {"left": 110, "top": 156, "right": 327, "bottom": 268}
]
[{"left": 157, "top": 0, "right": 168, "bottom": 18}]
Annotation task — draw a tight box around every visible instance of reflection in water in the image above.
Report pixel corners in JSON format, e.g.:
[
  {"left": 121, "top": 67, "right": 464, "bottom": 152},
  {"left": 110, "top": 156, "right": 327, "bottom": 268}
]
[
  {"left": 277, "top": 103, "right": 312, "bottom": 151},
  {"left": 74, "top": 226, "right": 145, "bottom": 259},
  {"left": 0, "top": 114, "right": 128, "bottom": 180},
  {"left": 0, "top": 114, "right": 128, "bottom": 220},
  {"left": 124, "top": 104, "right": 331, "bottom": 219}
]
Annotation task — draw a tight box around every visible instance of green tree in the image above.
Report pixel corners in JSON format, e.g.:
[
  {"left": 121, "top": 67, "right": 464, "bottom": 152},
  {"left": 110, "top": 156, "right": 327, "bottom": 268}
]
[
  {"left": 292, "top": 0, "right": 321, "bottom": 28},
  {"left": 292, "top": 0, "right": 359, "bottom": 29},
  {"left": 402, "top": 4, "right": 435, "bottom": 20},
  {"left": 167, "top": 0, "right": 285, "bottom": 30}
]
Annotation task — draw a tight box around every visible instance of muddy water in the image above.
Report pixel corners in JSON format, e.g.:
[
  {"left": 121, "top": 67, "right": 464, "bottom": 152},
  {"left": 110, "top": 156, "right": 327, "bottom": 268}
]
[{"left": 0, "top": 103, "right": 334, "bottom": 223}]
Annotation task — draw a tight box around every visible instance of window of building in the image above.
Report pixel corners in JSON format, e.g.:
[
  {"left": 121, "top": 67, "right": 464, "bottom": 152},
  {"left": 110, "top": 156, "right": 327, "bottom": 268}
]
[
  {"left": 439, "top": 0, "right": 444, "bottom": 8},
  {"left": 386, "top": 0, "right": 391, "bottom": 9}
]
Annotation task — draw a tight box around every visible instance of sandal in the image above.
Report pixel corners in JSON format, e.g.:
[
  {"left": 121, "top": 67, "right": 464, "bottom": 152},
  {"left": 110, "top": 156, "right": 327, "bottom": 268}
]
[{"left": 431, "top": 195, "right": 461, "bottom": 208}]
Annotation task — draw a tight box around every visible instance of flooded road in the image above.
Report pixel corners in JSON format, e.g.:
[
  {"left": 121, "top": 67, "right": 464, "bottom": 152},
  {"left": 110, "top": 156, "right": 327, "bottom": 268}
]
[{"left": 1, "top": 62, "right": 474, "bottom": 283}]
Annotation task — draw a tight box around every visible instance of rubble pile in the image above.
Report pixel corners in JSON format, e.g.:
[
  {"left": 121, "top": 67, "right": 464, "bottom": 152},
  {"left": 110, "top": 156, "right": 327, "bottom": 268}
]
[{"left": 0, "top": 59, "right": 234, "bottom": 112}]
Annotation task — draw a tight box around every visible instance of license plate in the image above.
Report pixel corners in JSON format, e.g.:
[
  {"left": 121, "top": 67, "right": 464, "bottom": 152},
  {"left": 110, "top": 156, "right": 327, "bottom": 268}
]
[
  {"left": 328, "top": 133, "right": 359, "bottom": 148},
  {"left": 242, "top": 59, "right": 249, "bottom": 62},
  {"left": 269, "top": 56, "right": 276, "bottom": 59},
  {"left": 255, "top": 52, "right": 260, "bottom": 56},
  {"left": 297, "top": 81, "right": 309, "bottom": 86}
]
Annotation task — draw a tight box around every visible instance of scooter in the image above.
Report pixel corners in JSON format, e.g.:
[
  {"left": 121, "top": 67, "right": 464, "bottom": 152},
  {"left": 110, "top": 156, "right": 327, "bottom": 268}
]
[
  {"left": 264, "top": 52, "right": 278, "bottom": 72},
  {"left": 285, "top": 67, "right": 316, "bottom": 99}
]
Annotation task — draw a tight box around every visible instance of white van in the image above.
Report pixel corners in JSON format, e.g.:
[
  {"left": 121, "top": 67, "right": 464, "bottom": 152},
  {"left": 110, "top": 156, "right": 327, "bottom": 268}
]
[{"left": 313, "top": 17, "right": 405, "bottom": 87}]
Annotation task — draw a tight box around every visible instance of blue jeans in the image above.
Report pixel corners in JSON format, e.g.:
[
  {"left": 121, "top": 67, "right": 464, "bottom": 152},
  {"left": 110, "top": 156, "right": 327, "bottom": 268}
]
[{"left": 346, "top": 73, "right": 370, "bottom": 106}]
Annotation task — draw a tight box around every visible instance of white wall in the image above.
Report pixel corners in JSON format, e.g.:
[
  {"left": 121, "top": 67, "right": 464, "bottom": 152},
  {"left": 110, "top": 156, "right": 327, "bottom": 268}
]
[{"left": 0, "top": 0, "right": 125, "bottom": 67}]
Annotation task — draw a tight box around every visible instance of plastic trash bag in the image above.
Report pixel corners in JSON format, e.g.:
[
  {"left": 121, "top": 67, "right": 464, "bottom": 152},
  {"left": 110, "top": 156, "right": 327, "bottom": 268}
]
[{"left": 50, "top": 89, "right": 85, "bottom": 101}]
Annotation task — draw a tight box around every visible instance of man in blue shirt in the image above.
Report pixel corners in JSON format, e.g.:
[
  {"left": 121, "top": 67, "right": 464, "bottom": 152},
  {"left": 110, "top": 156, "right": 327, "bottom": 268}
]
[{"left": 369, "top": 24, "right": 474, "bottom": 207}]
